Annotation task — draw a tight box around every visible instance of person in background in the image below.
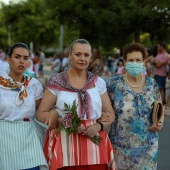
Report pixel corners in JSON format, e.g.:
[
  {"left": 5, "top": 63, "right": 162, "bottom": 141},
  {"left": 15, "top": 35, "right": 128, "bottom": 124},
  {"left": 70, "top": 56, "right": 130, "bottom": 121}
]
[
  {"left": 145, "top": 48, "right": 154, "bottom": 77},
  {"left": 112, "top": 49, "right": 122, "bottom": 76},
  {"left": 37, "top": 39, "right": 116, "bottom": 170},
  {"left": 51, "top": 53, "right": 61, "bottom": 73},
  {"left": 25, "top": 59, "right": 36, "bottom": 78},
  {"left": 115, "top": 59, "right": 125, "bottom": 75},
  {"left": 88, "top": 47, "right": 104, "bottom": 76},
  {"left": 152, "top": 42, "right": 169, "bottom": 105},
  {"left": 0, "top": 47, "right": 6, "bottom": 61},
  {"left": 0, "top": 42, "right": 48, "bottom": 170},
  {"left": 152, "top": 45, "right": 158, "bottom": 58},
  {"left": 165, "top": 57, "right": 170, "bottom": 111},
  {"left": 107, "top": 43, "right": 163, "bottom": 169},
  {"left": 38, "top": 48, "right": 45, "bottom": 78},
  {"left": 33, "top": 50, "right": 40, "bottom": 78},
  {"left": 107, "top": 56, "right": 113, "bottom": 76},
  {"left": 0, "top": 55, "right": 10, "bottom": 75},
  {"left": 61, "top": 48, "right": 70, "bottom": 72}
]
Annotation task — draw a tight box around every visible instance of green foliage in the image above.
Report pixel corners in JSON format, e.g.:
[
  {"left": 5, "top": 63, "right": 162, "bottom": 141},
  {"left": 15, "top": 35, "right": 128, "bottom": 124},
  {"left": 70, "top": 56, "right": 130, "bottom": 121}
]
[
  {"left": 0, "top": 0, "right": 170, "bottom": 51},
  {"left": 0, "top": 8, "right": 7, "bottom": 48},
  {"left": 57, "top": 100, "right": 81, "bottom": 136},
  {"left": 57, "top": 99, "right": 102, "bottom": 145},
  {"left": 46, "top": 0, "right": 170, "bottom": 50},
  {"left": 91, "top": 135, "right": 102, "bottom": 146},
  {"left": 1, "top": 0, "right": 59, "bottom": 48}
]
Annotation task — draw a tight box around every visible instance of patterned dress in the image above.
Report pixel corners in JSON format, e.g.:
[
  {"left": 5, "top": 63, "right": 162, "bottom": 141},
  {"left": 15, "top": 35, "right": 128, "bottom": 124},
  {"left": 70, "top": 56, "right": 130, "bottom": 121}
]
[{"left": 107, "top": 75, "right": 161, "bottom": 170}]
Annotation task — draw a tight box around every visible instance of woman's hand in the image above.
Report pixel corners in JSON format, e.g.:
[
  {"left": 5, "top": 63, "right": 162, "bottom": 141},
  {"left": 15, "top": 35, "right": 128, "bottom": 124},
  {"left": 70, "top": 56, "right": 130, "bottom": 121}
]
[
  {"left": 83, "top": 123, "right": 101, "bottom": 138},
  {"left": 76, "top": 124, "right": 86, "bottom": 134},
  {"left": 97, "top": 112, "right": 110, "bottom": 123},
  {"left": 45, "top": 110, "right": 58, "bottom": 132},
  {"left": 149, "top": 122, "right": 163, "bottom": 133}
]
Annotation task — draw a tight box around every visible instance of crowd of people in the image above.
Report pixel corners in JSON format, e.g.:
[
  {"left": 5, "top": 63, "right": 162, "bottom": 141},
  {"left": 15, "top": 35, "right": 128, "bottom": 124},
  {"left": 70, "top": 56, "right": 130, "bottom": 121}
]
[{"left": 0, "top": 39, "right": 168, "bottom": 170}]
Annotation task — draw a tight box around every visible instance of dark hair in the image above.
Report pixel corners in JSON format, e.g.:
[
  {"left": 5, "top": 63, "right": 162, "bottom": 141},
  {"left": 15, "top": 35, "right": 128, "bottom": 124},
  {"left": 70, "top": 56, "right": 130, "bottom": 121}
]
[
  {"left": 123, "top": 43, "right": 146, "bottom": 60},
  {"left": 158, "top": 42, "right": 166, "bottom": 49},
  {"left": 7, "top": 42, "right": 30, "bottom": 57},
  {"left": 146, "top": 48, "right": 153, "bottom": 56},
  {"left": 69, "top": 39, "right": 91, "bottom": 54},
  {"left": 153, "top": 46, "right": 158, "bottom": 57},
  {"left": 117, "top": 59, "right": 124, "bottom": 66},
  {"left": 34, "top": 50, "right": 40, "bottom": 56},
  {"left": 38, "top": 48, "right": 43, "bottom": 51},
  {"left": 92, "top": 47, "right": 101, "bottom": 59}
]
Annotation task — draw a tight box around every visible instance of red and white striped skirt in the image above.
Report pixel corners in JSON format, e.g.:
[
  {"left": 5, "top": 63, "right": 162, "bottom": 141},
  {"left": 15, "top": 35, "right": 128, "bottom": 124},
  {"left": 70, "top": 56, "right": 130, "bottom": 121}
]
[{"left": 44, "top": 120, "right": 116, "bottom": 170}]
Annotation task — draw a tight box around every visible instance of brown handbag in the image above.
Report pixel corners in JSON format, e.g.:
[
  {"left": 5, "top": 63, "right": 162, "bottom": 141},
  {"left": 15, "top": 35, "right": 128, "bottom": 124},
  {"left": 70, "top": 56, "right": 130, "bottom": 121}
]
[{"left": 152, "top": 101, "right": 163, "bottom": 124}]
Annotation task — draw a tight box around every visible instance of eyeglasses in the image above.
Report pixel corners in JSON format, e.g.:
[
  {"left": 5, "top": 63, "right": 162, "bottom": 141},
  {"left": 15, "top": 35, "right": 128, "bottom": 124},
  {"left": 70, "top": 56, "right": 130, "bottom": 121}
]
[{"left": 126, "top": 58, "right": 144, "bottom": 64}]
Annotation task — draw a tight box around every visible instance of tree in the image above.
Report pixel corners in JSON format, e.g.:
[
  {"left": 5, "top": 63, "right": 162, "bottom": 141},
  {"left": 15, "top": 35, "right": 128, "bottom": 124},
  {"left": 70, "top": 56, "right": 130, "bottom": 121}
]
[
  {"left": 2, "top": 0, "right": 59, "bottom": 49},
  {"left": 1, "top": 0, "right": 169, "bottom": 51},
  {"left": 0, "top": 7, "right": 8, "bottom": 49},
  {"left": 45, "top": 0, "right": 170, "bottom": 50}
]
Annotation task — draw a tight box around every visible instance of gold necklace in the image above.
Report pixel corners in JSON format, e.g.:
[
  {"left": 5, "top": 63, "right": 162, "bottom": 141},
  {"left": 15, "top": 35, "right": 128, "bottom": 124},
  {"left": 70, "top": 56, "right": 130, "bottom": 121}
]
[{"left": 125, "top": 73, "right": 143, "bottom": 88}]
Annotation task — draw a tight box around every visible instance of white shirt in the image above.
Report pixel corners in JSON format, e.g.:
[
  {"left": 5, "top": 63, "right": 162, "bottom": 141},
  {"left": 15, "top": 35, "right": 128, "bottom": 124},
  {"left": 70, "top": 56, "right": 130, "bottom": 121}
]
[
  {"left": 0, "top": 76, "right": 43, "bottom": 120},
  {"left": 48, "top": 77, "right": 106, "bottom": 120},
  {"left": 62, "top": 57, "right": 69, "bottom": 71},
  {"left": 0, "top": 61, "right": 10, "bottom": 75},
  {"left": 53, "top": 58, "right": 61, "bottom": 72},
  {"left": 40, "top": 52, "right": 45, "bottom": 65}
]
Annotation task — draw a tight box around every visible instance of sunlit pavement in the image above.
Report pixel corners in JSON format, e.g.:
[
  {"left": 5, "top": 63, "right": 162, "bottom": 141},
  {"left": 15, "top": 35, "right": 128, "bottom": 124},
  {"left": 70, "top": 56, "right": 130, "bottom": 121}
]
[{"left": 41, "top": 65, "right": 170, "bottom": 170}]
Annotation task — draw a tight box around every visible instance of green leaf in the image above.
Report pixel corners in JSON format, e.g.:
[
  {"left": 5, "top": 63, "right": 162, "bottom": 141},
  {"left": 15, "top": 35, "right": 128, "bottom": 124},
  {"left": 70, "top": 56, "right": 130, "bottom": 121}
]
[{"left": 56, "top": 125, "right": 64, "bottom": 135}]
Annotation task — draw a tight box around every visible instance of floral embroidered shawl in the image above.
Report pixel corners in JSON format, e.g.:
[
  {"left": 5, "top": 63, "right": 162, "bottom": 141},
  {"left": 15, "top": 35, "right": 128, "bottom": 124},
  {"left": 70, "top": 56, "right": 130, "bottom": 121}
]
[
  {"left": 46, "top": 71, "right": 98, "bottom": 119},
  {"left": 0, "top": 75, "right": 32, "bottom": 103}
]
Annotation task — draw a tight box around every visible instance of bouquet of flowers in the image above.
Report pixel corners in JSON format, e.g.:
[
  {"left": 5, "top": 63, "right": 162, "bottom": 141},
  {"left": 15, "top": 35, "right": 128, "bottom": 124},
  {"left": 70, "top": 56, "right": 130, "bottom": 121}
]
[{"left": 57, "top": 100, "right": 102, "bottom": 145}]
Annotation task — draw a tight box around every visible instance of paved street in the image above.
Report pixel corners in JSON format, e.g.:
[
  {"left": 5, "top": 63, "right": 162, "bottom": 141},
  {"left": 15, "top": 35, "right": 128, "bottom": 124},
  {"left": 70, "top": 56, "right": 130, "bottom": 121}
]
[
  {"left": 41, "top": 65, "right": 170, "bottom": 170},
  {"left": 158, "top": 115, "right": 170, "bottom": 170}
]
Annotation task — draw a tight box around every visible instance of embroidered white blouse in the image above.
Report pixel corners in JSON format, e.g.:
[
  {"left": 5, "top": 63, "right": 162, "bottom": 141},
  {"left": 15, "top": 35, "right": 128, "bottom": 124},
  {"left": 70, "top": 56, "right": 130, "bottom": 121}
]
[
  {"left": 0, "top": 75, "right": 43, "bottom": 121},
  {"left": 48, "top": 77, "right": 106, "bottom": 120}
]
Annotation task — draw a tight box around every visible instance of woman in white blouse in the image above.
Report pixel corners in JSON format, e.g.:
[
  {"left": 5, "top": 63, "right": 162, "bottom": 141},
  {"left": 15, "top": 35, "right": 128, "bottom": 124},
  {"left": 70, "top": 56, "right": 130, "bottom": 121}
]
[
  {"left": 37, "top": 39, "right": 116, "bottom": 170},
  {"left": 0, "top": 42, "right": 48, "bottom": 170}
]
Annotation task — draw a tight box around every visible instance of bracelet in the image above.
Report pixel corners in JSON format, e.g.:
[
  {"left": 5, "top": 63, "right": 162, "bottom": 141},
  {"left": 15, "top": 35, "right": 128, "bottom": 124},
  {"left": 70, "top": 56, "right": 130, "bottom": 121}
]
[{"left": 98, "top": 122, "right": 103, "bottom": 131}]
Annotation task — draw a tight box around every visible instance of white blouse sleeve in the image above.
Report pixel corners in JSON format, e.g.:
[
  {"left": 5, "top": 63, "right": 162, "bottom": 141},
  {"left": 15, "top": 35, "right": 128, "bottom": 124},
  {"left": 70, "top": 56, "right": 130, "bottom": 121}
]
[
  {"left": 47, "top": 88, "right": 59, "bottom": 96},
  {"left": 95, "top": 77, "right": 106, "bottom": 96},
  {"left": 32, "top": 81, "right": 43, "bottom": 100}
]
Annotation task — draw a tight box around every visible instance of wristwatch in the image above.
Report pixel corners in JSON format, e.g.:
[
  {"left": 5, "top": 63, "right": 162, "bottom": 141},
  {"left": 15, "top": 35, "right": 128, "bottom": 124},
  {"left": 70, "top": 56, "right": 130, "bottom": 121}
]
[{"left": 98, "top": 122, "right": 103, "bottom": 131}]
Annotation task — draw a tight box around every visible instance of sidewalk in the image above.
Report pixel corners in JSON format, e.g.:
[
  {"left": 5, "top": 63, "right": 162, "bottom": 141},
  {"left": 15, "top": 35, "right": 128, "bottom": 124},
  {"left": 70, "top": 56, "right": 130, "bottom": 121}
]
[{"left": 165, "top": 79, "right": 170, "bottom": 115}]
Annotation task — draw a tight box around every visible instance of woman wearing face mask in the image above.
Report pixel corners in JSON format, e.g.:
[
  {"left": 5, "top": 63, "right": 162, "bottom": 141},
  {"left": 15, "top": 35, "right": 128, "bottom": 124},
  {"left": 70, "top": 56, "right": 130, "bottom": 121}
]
[{"left": 106, "top": 43, "right": 164, "bottom": 169}]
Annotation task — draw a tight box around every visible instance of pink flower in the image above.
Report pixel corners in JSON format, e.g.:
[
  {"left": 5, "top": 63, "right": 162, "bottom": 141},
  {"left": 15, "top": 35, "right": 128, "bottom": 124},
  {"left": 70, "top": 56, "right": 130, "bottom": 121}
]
[{"left": 63, "top": 112, "right": 73, "bottom": 128}]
